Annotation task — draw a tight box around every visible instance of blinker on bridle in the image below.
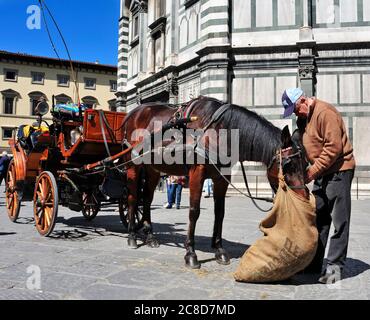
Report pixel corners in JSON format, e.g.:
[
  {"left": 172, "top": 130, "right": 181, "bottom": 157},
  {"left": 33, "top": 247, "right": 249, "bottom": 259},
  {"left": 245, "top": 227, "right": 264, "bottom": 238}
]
[
  {"left": 280, "top": 147, "right": 302, "bottom": 168},
  {"left": 267, "top": 146, "right": 302, "bottom": 170}
]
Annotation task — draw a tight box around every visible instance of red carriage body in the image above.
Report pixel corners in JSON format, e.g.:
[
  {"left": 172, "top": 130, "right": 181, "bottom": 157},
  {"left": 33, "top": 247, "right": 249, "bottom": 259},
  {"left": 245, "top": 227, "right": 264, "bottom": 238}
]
[{"left": 5, "top": 105, "right": 133, "bottom": 236}]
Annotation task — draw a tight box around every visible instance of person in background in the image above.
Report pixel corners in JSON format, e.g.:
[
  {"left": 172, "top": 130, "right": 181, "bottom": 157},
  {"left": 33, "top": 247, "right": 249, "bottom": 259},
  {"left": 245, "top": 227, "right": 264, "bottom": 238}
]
[
  {"left": 281, "top": 88, "right": 356, "bottom": 284},
  {"left": 163, "top": 176, "right": 172, "bottom": 208},
  {"left": 203, "top": 178, "right": 213, "bottom": 198},
  {"left": 164, "top": 176, "right": 186, "bottom": 209},
  {"left": 174, "top": 176, "right": 186, "bottom": 209},
  {"left": 0, "top": 151, "right": 11, "bottom": 187},
  {"left": 157, "top": 175, "right": 166, "bottom": 192}
]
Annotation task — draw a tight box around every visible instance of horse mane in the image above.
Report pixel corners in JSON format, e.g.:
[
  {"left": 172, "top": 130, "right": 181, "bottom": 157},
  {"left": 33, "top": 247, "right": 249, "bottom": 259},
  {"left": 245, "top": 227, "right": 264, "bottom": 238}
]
[
  {"left": 143, "top": 95, "right": 222, "bottom": 108},
  {"left": 182, "top": 96, "right": 282, "bottom": 165},
  {"left": 219, "top": 104, "right": 282, "bottom": 165}
]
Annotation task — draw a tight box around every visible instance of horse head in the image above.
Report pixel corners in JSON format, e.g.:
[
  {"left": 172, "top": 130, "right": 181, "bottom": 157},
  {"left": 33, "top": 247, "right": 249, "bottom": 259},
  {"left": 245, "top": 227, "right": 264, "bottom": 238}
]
[{"left": 267, "top": 125, "right": 309, "bottom": 198}]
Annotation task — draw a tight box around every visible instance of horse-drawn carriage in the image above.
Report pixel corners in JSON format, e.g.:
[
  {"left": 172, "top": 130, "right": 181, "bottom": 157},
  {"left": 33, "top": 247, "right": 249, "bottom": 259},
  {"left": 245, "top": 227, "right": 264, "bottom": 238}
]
[
  {"left": 5, "top": 100, "right": 140, "bottom": 236},
  {"left": 5, "top": 95, "right": 308, "bottom": 271}
]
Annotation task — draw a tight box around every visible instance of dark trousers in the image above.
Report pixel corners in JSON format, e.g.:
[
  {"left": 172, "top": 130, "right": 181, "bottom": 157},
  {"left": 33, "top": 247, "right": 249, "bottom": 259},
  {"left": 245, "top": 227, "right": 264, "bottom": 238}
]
[
  {"left": 0, "top": 174, "right": 4, "bottom": 187},
  {"left": 309, "top": 169, "right": 354, "bottom": 270}
]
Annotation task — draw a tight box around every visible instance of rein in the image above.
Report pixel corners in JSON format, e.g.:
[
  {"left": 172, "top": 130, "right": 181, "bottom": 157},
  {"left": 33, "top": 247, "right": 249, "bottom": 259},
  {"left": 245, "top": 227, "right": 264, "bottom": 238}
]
[
  {"left": 206, "top": 145, "right": 306, "bottom": 213},
  {"left": 205, "top": 156, "right": 274, "bottom": 207},
  {"left": 240, "top": 161, "right": 274, "bottom": 212}
]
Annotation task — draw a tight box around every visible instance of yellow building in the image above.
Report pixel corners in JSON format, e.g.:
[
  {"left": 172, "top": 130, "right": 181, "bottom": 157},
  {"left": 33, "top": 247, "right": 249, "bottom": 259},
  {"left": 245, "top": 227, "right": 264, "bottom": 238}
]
[{"left": 0, "top": 50, "right": 118, "bottom": 150}]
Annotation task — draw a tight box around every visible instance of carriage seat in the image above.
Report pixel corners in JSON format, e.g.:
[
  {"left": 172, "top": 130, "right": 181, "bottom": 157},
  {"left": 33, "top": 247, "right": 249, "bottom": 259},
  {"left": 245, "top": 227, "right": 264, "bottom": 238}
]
[{"left": 17, "top": 125, "right": 50, "bottom": 152}]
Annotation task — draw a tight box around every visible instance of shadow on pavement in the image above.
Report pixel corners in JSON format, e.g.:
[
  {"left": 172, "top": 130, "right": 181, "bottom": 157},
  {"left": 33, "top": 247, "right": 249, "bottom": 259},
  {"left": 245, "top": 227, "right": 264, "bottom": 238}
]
[
  {"left": 0, "top": 232, "right": 16, "bottom": 236},
  {"left": 14, "top": 217, "right": 34, "bottom": 225},
  {"left": 53, "top": 214, "right": 250, "bottom": 262},
  {"left": 56, "top": 215, "right": 125, "bottom": 236},
  {"left": 283, "top": 257, "right": 370, "bottom": 286},
  {"left": 159, "top": 205, "right": 207, "bottom": 210},
  {"left": 48, "top": 229, "right": 90, "bottom": 241},
  {"left": 152, "top": 222, "right": 250, "bottom": 260},
  {"left": 342, "top": 258, "right": 370, "bottom": 280}
]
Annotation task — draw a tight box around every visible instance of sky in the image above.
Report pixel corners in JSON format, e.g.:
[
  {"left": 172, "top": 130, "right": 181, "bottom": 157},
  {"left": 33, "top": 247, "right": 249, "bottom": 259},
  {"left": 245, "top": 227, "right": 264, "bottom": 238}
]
[{"left": 0, "top": 0, "right": 120, "bottom": 66}]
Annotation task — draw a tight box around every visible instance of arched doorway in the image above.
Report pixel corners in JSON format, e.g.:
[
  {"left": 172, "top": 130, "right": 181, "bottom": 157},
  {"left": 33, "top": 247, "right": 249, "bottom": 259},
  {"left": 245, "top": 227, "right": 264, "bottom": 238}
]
[{"left": 82, "top": 96, "right": 99, "bottom": 109}]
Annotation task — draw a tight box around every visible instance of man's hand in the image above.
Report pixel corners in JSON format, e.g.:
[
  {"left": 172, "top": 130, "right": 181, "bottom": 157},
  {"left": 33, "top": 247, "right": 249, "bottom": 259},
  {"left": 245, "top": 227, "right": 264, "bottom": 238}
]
[{"left": 305, "top": 167, "right": 315, "bottom": 184}]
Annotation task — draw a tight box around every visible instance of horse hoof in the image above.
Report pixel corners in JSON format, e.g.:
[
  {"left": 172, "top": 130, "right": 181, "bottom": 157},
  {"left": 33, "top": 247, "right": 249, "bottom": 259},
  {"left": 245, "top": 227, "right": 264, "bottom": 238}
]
[
  {"left": 184, "top": 253, "right": 201, "bottom": 269},
  {"left": 128, "top": 237, "right": 138, "bottom": 249},
  {"left": 146, "top": 236, "right": 160, "bottom": 248},
  {"left": 215, "top": 248, "right": 230, "bottom": 265}
]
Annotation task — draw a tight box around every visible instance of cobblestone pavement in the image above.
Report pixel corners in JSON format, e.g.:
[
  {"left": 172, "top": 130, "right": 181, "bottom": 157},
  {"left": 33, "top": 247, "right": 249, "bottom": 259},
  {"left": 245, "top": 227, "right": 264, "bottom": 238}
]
[{"left": 0, "top": 186, "right": 369, "bottom": 300}]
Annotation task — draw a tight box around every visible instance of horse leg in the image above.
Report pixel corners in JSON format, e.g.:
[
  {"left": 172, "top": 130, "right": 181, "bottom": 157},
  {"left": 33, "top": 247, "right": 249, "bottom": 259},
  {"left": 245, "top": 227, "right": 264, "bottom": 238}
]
[
  {"left": 212, "top": 176, "right": 231, "bottom": 265},
  {"left": 141, "top": 167, "right": 160, "bottom": 248},
  {"left": 126, "top": 167, "right": 140, "bottom": 249},
  {"left": 184, "top": 166, "right": 206, "bottom": 269}
]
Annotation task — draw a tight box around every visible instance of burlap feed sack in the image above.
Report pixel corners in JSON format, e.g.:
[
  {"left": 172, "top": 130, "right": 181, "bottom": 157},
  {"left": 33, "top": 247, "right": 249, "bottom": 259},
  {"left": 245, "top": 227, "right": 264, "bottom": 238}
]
[{"left": 234, "top": 178, "right": 318, "bottom": 283}]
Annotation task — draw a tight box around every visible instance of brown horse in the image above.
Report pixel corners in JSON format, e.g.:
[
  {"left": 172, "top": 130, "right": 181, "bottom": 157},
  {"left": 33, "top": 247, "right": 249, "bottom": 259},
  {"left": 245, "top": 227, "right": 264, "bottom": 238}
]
[{"left": 120, "top": 96, "right": 308, "bottom": 269}]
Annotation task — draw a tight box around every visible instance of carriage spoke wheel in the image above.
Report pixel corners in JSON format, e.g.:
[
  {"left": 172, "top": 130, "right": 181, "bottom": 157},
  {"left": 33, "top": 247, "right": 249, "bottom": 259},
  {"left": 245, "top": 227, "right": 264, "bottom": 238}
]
[
  {"left": 82, "top": 192, "right": 99, "bottom": 221},
  {"left": 118, "top": 200, "right": 143, "bottom": 230},
  {"left": 5, "top": 160, "right": 21, "bottom": 222},
  {"left": 33, "top": 171, "right": 58, "bottom": 237}
]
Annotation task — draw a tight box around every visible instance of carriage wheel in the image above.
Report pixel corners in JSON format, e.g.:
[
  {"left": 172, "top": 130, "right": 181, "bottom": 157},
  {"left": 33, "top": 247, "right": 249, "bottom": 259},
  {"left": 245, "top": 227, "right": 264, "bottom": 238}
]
[
  {"left": 33, "top": 171, "right": 58, "bottom": 237},
  {"left": 82, "top": 192, "right": 99, "bottom": 221},
  {"left": 118, "top": 199, "right": 143, "bottom": 230},
  {"left": 5, "top": 160, "right": 21, "bottom": 222}
]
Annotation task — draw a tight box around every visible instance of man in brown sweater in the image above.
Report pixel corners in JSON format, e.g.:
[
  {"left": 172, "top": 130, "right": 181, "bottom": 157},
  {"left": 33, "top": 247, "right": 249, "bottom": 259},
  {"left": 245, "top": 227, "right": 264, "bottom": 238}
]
[{"left": 282, "top": 88, "right": 356, "bottom": 284}]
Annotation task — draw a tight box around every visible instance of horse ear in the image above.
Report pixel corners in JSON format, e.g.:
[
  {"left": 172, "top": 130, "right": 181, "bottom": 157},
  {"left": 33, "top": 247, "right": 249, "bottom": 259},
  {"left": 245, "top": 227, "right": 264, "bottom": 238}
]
[{"left": 281, "top": 125, "right": 292, "bottom": 148}]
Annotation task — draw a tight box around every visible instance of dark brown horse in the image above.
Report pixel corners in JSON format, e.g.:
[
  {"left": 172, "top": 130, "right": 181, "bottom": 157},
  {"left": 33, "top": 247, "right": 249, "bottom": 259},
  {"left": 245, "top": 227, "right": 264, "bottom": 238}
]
[{"left": 120, "top": 96, "right": 308, "bottom": 269}]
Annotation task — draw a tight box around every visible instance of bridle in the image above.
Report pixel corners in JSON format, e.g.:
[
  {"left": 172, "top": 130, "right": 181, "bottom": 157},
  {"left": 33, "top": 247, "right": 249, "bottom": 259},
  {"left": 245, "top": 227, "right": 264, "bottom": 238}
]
[{"left": 268, "top": 144, "right": 307, "bottom": 190}]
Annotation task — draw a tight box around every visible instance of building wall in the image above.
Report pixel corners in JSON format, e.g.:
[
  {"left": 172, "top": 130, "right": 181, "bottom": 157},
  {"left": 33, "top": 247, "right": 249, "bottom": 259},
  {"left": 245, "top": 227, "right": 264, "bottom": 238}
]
[
  {"left": 118, "top": 0, "right": 370, "bottom": 196},
  {"left": 0, "top": 57, "right": 117, "bottom": 149}
]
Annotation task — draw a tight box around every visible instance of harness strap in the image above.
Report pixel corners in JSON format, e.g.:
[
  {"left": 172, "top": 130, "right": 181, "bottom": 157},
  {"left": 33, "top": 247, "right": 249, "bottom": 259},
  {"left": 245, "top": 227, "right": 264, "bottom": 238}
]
[
  {"left": 203, "top": 103, "right": 230, "bottom": 132},
  {"left": 99, "top": 111, "right": 112, "bottom": 158},
  {"left": 190, "top": 103, "right": 230, "bottom": 153},
  {"left": 288, "top": 185, "right": 307, "bottom": 190},
  {"left": 98, "top": 110, "right": 116, "bottom": 143},
  {"left": 98, "top": 111, "right": 124, "bottom": 174},
  {"left": 183, "top": 99, "right": 198, "bottom": 119}
]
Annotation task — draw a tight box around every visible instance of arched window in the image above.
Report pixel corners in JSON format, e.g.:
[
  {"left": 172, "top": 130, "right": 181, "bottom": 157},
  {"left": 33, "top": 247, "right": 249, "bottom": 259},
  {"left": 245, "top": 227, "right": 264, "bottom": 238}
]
[
  {"left": 28, "top": 91, "right": 47, "bottom": 116},
  {"left": 165, "top": 26, "right": 171, "bottom": 59},
  {"left": 154, "top": 35, "right": 162, "bottom": 70},
  {"left": 82, "top": 96, "right": 99, "bottom": 109},
  {"left": 1, "top": 89, "right": 20, "bottom": 115},
  {"left": 189, "top": 10, "right": 198, "bottom": 44},
  {"left": 179, "top": 17, "right": 188, "bottom": 49},
  {"left": 55, "top": 94, "right": 72, "bottom": 105},
  {"left": 147, "top": 39, "right": 155, "bottom": 73}
]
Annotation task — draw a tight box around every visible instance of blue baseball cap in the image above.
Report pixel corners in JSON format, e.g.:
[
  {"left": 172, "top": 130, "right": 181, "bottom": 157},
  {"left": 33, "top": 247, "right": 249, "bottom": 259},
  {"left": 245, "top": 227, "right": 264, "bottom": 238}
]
[{"left": 282, "top": 88, "right": 304, "bottom": 118}]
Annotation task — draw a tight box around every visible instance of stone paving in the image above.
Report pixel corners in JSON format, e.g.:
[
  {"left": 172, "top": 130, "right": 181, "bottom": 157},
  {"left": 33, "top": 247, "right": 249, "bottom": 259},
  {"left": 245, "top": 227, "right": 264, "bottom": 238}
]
[{"left": 0, "top": 186, "right": 369, "bottom": 300}]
